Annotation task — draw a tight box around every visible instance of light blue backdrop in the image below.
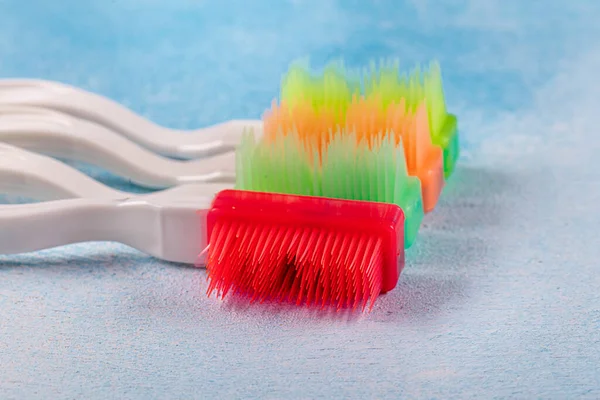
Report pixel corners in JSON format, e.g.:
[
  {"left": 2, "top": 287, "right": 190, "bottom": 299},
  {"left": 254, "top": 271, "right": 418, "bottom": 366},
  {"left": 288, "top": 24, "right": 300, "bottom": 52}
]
[{"left": 1, "top": 0, "right": 599, "bottom": 398}]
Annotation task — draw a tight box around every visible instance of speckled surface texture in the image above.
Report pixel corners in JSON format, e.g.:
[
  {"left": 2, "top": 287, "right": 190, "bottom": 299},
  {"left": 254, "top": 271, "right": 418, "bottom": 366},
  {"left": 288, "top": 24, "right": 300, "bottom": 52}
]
[{"left": 1, "top": 0, "right": 599, "bottom": 398}]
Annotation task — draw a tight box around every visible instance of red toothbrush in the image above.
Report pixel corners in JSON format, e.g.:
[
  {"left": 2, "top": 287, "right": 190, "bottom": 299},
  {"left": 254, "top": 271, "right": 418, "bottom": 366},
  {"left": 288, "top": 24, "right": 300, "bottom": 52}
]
[{"left": 0, "top": 136, "right": 405, "bottom": 311}]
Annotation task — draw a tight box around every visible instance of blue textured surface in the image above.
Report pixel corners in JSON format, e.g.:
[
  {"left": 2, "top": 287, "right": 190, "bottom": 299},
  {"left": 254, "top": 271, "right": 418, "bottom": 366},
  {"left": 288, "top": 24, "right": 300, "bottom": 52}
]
[{"left": 1, "top": 0, "right": 600, "bottom": 398}]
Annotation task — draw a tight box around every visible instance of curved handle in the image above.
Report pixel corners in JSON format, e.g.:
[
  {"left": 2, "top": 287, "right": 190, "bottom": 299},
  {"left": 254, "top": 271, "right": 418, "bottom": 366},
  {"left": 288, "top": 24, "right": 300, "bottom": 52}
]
[
  {"left": 0, "top": 79, "right": 264, "bottom": 159},
  {"left": 0, "top": 196, "right": 209, "bottom": 264},
  {"left": 0, "top": 142, "right": 232, "bottom": 202},
  {"left": 0, "top": 142, "right": 125, "bottom": 200},
  {"left": 0, "top": 105, "right": 236, "bottom": 189}
]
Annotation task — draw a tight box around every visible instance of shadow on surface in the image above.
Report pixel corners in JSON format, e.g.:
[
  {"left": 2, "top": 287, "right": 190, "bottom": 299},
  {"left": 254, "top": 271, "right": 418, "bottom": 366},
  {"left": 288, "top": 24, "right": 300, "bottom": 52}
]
[
  {"left": 426, "top": 164, "right": 522, "bottom": 230},
  {"left": 368, "top": 163, "right": 524, "bottom": 321},
  {"left": 369, "top": 233, "right": 486, "bottom": 322},
  {"left": 218, "top": 292, "right": 369, "bottom": 322},
  {"left": 0, "top": 244, "right": 157, "bottom": 271},
  {"left": 372, "top": 272, "right": 469, "bottom": 321}
]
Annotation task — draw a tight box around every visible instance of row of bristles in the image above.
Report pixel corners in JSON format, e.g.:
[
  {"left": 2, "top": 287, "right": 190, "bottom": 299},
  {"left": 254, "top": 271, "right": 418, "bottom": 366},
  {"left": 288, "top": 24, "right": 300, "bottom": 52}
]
[{"left": 0, "top": 59, "right": 459, "bottom": 312}]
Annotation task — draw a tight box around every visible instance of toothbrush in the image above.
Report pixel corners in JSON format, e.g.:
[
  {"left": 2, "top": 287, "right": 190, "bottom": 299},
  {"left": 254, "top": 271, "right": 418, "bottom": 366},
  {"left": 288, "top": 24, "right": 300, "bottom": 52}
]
[
  {"left": 0, "top": 105, "right": 238, "bottom": 189},
  {"left": 0, "top": 79, "right": 263, "bottom": 159},
  {"left": 0, "top": 189, "right": 405, "bottom": 309},
  {"left": 0, "top": 143, "right": 406, "bottom": 309}
]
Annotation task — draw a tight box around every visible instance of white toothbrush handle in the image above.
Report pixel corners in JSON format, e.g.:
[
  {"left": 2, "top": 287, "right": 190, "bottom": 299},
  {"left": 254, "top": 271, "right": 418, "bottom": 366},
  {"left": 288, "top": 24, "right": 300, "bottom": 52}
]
[
  {"left": 0, "top": 106, "right": 236, "bottom": 189},
  {"left": 0, "top": 79, "right": 263, "bottom": 159},
  {"left": 0, "top": 142, "right": 232, "bottom": 202},
  {"left": 0, "top": 197, "right": 210, "bottom": 264},
  {"left": 0, "top": 142, "right": 125, "bottom": 200}
]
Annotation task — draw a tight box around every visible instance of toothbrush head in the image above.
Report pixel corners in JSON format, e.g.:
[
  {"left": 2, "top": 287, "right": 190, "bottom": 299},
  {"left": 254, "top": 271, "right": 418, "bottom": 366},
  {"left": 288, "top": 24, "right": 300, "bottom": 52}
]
[
  {"left": 344, "top": 98, "right": 444, "bottom": 212},
  {"left": 261, "top": 94, "right": 444, "bottom": 213},
  {"left": 205, "top": 189, "right": 405, "bottom": 310},
  {"left": 362, "top": 60, "right": 459, "bottom": 178},
  {"left": 235, "top": 130, "right": 423, "bottom": 248},
  {"left": 279, "top": 59, "right": 459, "bottom": 178}
]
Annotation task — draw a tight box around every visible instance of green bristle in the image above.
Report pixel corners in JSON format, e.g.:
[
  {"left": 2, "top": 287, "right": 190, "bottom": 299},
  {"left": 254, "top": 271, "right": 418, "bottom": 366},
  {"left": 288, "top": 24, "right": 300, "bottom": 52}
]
[
  {"left": 237, "top": 129, "right": 315, "bottom": 196},
  {"left": 423, "top": 62, "right": 447, "bottom": 141},
  {"left": 235, "top": 130, "right": 254, "bottom": 190},
  {"left": 280, "top": 61, "right": 312, "bottom": 106},
  {"left": 281, "top": 61, "right": 360, "bottom": 122},
  {"left": 363, "top": 60, "right": 450, "bottom": 140},
  {"left": 362, "top": 59, "right": 400, "bottom": 109},
  {"left": 236, "top": 130, "right": 424, "bottom": 248}
]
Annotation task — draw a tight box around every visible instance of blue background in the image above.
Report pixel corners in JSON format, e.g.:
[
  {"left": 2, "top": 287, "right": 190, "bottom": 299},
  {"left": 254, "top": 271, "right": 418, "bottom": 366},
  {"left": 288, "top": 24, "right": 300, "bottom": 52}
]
[{"left": 1, "top": 0, "right": 599, "bottom": 398}]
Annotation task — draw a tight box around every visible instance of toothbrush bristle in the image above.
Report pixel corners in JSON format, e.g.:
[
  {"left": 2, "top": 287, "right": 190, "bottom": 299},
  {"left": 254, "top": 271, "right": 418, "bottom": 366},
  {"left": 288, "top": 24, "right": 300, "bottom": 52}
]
[
  {"left": 278, "top": 60, "right": 458, "bottom": 180},
  {"left": 261, "top": 91, "right": 443, "bottom": 212},
  {"left": 236, "top": 128, "right": 424, "bottom": 248},
  {"left": 263, "top": 93, "right": 435, "bottom": 175},
  {"left": 206, "top": 221, "right": 383, "bottom": 310},
  {"left": 262, "top": 100, "right": 337, "bottom": 153},
  {"left": 205, "top": 190, "right": 404, "bottom": 310}
]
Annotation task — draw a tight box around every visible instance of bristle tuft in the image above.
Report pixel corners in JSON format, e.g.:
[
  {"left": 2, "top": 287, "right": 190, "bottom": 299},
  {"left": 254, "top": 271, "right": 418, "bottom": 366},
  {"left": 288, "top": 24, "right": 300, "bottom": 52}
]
[
  {"left": 206, "top": 220, "right": 384, "bottom": 310},
  {"left": 280, "top": 58, "right": 450, "bottom": 145},
  {"left": 237, "top": 127, "right": 423, "bottom": 248}
]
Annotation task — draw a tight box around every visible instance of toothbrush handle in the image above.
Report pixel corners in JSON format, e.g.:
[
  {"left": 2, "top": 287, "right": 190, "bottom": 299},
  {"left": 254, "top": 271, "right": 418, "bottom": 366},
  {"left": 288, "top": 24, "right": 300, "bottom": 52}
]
[
  {"left": 0, "top": 79, "right": 263, "bottom": 159},
  {"left": 0, "top": 106, "right": 237, "bottom": 189},
  {"left": 0, "top": 198, "right": 208, "bottom": 264},
  {"left": 0, "top": 142, "right": 124, "bottom": 200},
  {"left": 0, "top": 199, "right": 148, "bottom": 255}
]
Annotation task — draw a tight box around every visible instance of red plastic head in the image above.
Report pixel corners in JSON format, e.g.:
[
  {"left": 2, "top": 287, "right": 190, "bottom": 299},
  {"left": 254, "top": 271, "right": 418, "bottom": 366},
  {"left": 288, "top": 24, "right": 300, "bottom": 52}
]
[{"left": 205, "top": 190, "right": 404, "bottom": 310}]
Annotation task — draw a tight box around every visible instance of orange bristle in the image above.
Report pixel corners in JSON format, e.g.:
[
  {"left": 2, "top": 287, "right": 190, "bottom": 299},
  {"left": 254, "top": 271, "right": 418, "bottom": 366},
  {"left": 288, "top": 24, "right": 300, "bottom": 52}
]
[
  {"left": 263, "top": 99, "right": 337, "bottom": 153},
  {"left": 344, "top": 95, "right": 406, "bottom": 146},
  {"left": 402, "top": 104, "right": 444, "bottom": 212},
  {"left": 261, "top": 95, "right": 444, "bottom": 211},
  {"left": 205, "top": 190, "right": 405, "bottom": 311},
  {"left": 344, "top": 97, "right": 444, "bottom": 211}
]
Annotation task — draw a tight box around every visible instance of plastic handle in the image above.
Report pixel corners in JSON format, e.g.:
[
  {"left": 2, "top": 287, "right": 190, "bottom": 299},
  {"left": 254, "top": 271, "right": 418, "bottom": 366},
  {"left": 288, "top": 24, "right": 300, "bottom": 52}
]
[
  {"left": 0, "top": 142, "right": 125, "bottom": 200},
  {"left": 0, "top": 142, "right": 232, "bottom": 202},
  {"left": 0, "top": 196, "right": 210, "bottom": 264},
  {"left": 0, "top": 105, "right": 236, "bottom": 189},
  {"left": 0, "top": 79, "right": 264, "bottom": 159}
]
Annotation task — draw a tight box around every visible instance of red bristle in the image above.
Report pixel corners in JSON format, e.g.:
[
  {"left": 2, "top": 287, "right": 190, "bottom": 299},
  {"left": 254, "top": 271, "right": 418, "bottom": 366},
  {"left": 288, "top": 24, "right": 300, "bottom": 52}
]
[
  {"left": 309, "top": 231, "right": 333, "bottom": 305},
  {"left": 367, "top": 249, "right": 384, "bottom": 310},
  {"left": 352, "top": 235, "right": 372, "bottom": 310},
  {"left": 339, "top": 233, "right": 360, "bottom": 308},
  {"left": 204, "top": 190, "right": 405, "bottom": 310},
  {"left": 277, "top": 257, "right": 297, "bottom": 302},
  {"left": 306, "top": 229, "right": 328, "bottom": 304},
  {"left": 255, "top": 227, "right": 284, "bottom": 300},
  {"left": 338, "top": 237, "right": 352, "bottom": 309}
]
